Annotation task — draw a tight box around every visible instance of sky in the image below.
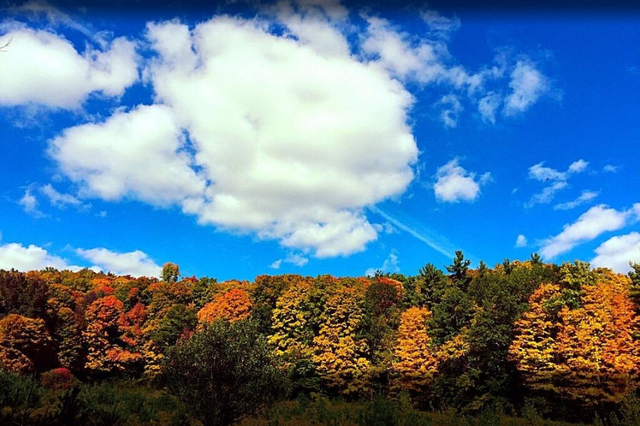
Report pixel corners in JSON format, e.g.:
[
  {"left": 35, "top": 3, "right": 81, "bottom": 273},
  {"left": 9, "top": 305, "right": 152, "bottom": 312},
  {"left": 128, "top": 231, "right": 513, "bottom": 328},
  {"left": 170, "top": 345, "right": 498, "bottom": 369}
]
[{"left": 1, "top": 0, "right": 639, "bottom": 280}]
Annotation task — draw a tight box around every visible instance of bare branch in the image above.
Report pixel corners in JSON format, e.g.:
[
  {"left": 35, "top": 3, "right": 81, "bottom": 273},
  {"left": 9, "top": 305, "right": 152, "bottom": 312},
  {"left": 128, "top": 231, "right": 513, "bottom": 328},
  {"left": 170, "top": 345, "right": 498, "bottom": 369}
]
[{"left": 0, "top": 37, "right": 13, "bottom": 52}]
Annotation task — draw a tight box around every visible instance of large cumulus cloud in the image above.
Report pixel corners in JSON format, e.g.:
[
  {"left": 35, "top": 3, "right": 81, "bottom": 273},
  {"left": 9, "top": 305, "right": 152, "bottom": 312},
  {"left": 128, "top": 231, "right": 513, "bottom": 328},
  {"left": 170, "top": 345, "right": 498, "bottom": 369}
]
[{"left": 50, "top": 15, "right": 419, "bottom": 257}]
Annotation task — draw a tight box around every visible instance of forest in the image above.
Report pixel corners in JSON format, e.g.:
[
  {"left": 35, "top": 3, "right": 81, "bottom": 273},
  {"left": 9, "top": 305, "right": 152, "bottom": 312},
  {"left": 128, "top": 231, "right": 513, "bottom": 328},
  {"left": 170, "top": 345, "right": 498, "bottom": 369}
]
[{"left": 2, "top": 252, "right": 640, "bottom": 426}]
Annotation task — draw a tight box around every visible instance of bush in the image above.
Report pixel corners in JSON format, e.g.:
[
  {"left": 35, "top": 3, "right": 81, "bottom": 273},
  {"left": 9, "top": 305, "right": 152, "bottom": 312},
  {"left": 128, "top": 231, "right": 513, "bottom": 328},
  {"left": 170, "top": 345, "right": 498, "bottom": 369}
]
[
  {"left": 611, "top": 392, "right": 640, "bottom": 426},
  {"left": 359, "top": 394, "right": 399, "bottom": 426},
  {"left": 162, "top": 319, "right": 287, "bottom": 426},
  {"left": 0, "top": 370, "right": 43, "bottom": 425},
  {"left": 41, "top": 368, "right": 77, "bottom": 390}
]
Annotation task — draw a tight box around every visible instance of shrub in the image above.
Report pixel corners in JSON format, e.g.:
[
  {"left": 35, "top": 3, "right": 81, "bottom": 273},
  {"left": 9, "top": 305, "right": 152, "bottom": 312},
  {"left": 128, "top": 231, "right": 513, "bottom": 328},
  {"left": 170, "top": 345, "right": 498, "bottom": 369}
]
[{"left": 162, "top": 319, "right": 287, "bottom": 426}]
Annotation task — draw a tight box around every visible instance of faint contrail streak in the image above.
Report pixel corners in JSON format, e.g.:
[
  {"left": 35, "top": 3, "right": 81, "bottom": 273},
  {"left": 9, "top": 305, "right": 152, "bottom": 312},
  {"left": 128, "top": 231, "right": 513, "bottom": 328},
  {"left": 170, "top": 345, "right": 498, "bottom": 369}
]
[{"left": 369, "top": 206, "right": 454, "bottom": 259}]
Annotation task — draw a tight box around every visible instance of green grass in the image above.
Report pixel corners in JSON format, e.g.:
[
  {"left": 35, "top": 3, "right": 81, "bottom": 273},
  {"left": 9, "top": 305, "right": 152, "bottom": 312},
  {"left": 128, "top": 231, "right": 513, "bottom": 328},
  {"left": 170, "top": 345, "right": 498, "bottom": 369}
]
[{"left": 238, "top": 397, "right": 586, "bottom": 426}]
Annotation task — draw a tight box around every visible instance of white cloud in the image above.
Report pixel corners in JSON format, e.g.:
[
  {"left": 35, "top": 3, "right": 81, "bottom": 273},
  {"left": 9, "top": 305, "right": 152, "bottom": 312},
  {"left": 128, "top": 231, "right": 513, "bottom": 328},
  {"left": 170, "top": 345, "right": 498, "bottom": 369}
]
[
  {"left": 361, "top": 16, "right": 448, "bottom": 85},
  {"left": 515, "top": 234, "right": 528, "bottom": 248},
  {"left": 591, "top": 232, "right": 640, "bottom": 273},
  {"left": 0, "top": 241, "right": 158, "bottom": 276},
  {"left": 76, "top": 247, "right": 161, "bottom": 277},
  {"left": 527, "top": 181, "right": 568, "bottom": 206},
  {"left": 0, "top": 242, "right": 79, "bottom": 271},
  {"left": 146, "top": 16, "right": 415, "bottom": 258},
  {"left": 365, "top": 249, "right": 400, "bottom": 277},
  {"left": 51, "top": 16, "right": 419, "bottom": 258},
  {"left": 526, "top": 159, "right": 589, "bottom": 207},
  {"left": 553, "top": 190, "right": 599, "bottom": 211},
  {"left": 40, "top": 184, "right": 83, "bottom": 208},
  {"left": 437, "top": 94, "right": 463, "bottom": 128},
  {"left": 18, "top": 188, "right": 44, "bottom": 217},
  {"left": 269, "top": 259, "right": 283, "bottom": 270},
  {"left": 270, "top": 0, "right": 350, "bottom": 57},
  {"left": 49, "top": 104, "right": 207, "bottom": 205},
  {"left": 0, "top": 26, "right": 138, "bottom": 108},
  {"left": 434, "top": 159, "right": 490, "bottom": 203},
  {"left": 41, "top": 7, "right": 555, "bottom": 259},
  {"left": 8, "top": 0, "right": 93, "bottom": 37},
  {"left": 603, "top": 164, "right": 619, "bottom": 173},
  {"left": 540, "top": 204, "right": 640, "bottom": 259},
  {"left": 529, "top": 162, "right": 571, "bottom": 182},
  {"left": 419, "top": 10, "right": 461, "bottom": 38},
  {"left": 478, "top": 91, "right": 501, "bottom": 124},
  {"left": 360, "top": 13, "right": 489, "bottom": 92},
  {"left": 270, "top": 252, "right": 309, "bottom": 269},
  {"left": 373, "top": 222, "right": 397, "bottom": 234},
  {"left": 568, "top": 159, "right": 588, "bottom": 174},
  {"left": 504, "top": 60, "right": 549, "bottom": 115}
]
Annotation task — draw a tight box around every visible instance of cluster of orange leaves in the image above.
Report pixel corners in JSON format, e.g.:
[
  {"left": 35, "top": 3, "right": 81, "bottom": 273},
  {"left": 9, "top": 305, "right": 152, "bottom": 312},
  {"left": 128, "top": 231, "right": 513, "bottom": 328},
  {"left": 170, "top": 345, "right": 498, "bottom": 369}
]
[{"left": 198, "top": 288, "right": 252, "bottom": 324}]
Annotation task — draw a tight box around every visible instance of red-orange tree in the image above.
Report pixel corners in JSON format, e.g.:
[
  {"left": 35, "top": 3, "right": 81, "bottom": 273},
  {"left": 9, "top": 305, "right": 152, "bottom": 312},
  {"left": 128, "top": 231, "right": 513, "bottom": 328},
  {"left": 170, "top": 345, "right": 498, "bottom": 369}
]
[{"left": 83, "top": 295, "right": 143, "bottom": 375}]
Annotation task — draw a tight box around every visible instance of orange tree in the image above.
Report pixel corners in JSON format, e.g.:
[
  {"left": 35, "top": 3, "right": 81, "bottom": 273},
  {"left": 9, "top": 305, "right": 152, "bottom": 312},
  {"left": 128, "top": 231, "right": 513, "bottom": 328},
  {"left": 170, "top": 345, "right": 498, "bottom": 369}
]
[{"left": 198, "top": 288, "right": 252, "bottom": 324}]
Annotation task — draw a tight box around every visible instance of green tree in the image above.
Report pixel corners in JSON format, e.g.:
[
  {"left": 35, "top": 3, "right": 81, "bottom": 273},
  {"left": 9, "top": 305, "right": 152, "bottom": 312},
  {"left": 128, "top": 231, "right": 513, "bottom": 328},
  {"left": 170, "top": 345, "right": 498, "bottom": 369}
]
[
  {"left": 403, "top": 263, "right": 446, "bottom": 310},
  {"left": 447, "top": 251, "right": 471, "bottom": 291},
  {"left": 628, "top": 261, "right": 640, "bottom": 309},
  {"left": 148, "top": 304, "right": 197, "bottom": 351},
  {"left": 162, "top": 319, "right": 287, "bottom": 426},
  {"left": 160, "top": 263, "right": 180, "bottom": 283}
]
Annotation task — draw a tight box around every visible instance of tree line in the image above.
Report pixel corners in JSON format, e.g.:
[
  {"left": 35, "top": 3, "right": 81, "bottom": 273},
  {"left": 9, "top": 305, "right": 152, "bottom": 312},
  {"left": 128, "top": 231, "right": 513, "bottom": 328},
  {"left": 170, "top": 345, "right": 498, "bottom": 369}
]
[{"left": 1, "top": 252, "right": 640, "bottom": 425}]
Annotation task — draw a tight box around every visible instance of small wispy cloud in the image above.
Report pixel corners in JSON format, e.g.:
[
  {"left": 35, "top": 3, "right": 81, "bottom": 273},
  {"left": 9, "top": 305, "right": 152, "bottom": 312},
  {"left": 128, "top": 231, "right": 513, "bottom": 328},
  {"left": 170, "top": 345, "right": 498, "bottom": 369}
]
[
  {"left": 515, "top": 234, "right": 527, "bottom": 248},
  {"left": 504, "top": 59, "right": 550, "bottom": 116},
  {"left": 437, "top": 94, "right": 463, "bottom": 128},
  {"left": 18, "top": 188, "right": 47, "bottom": 218},
  {"left": 76, "top": 247, "right": 161, "bottom": 277},
  {"left": 526, "top": 159, "right": 588, "bottom": 208},
  {"left": 40, "top": 184, "right": 85, "bottom": 209},
  {"left": 365, "top": 249, "right": 400, "bottom": 276},
  {"left": 553, "top": 190, "right": 599, "bottom": 211},
  {"left": 269, "top": 252, "right": 309, "bottom": 269}
]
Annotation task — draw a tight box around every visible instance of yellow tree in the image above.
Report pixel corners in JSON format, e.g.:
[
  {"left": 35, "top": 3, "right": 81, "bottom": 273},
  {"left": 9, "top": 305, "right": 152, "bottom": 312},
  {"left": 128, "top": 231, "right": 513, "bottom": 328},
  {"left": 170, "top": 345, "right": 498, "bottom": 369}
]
[
  {"left": 269, "top": 279, "right": 315, "bottom": 366},
  {"left": 391, "top": 307, "right": 439, "bottom": 403},
  {"left": 312, "top": 283, "right": 370, "bottom": 396},
  {"left": 510, "top": 273, "right": 640, "bottom": 408},
  {"left": 508, "top": 283, "right": 563, "bottom": 394}
]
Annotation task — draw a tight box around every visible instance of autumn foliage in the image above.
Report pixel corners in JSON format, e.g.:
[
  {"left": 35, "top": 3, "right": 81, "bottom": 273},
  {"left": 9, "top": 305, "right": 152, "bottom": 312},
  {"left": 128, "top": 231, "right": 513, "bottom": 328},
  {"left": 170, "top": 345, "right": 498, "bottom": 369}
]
[
  {"left": 391, "top": 307, "right": 438, "bottom": 402},
  {"left": 509, "top": 271, "right": 640, "bottom": 408},
  {"left": 1, "top": 255, "right": 640, "bottom": 422},
  {"left": 198, "top": 288, "right": 252, "bottom": 324}
]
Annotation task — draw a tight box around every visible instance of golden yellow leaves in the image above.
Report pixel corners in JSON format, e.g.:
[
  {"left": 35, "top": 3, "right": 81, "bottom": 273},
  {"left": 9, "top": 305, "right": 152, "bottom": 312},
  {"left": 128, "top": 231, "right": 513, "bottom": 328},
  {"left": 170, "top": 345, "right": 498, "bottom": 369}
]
[{"left": 509, "top": 275, "right": 640, "bottom": 406}]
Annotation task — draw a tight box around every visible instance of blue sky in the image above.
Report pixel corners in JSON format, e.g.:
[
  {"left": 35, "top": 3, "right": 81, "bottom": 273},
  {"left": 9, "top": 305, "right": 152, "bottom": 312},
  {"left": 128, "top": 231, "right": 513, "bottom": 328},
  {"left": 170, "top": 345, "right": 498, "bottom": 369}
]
[{"left": 1, "top": 0, "right": 639, "bottom": 280}]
